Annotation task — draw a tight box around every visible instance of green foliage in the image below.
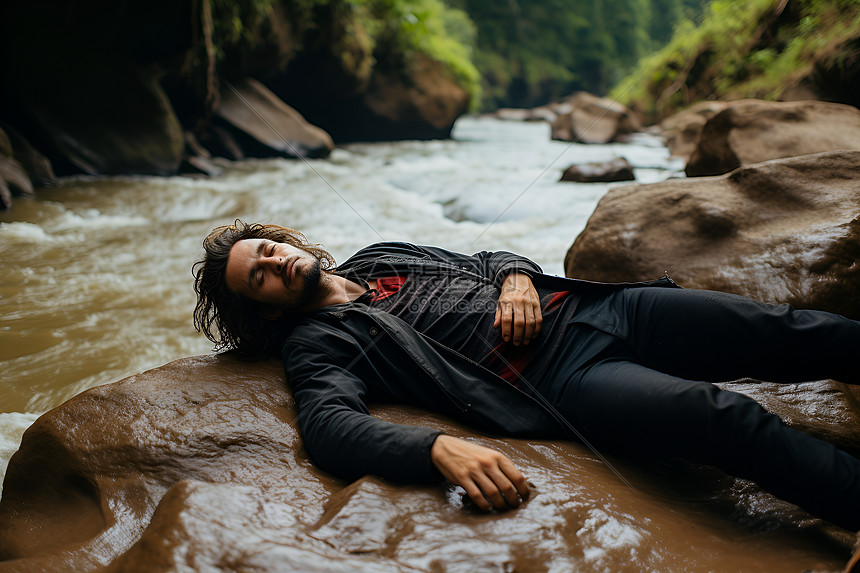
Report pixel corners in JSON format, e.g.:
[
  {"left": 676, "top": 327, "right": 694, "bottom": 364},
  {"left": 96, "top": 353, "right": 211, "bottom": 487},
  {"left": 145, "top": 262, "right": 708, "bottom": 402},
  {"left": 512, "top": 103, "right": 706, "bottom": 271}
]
[
  {"left": 205, "top": 0, "right": 481, "bottom": 105},
  {"left": 359, "top": 0, "right": 482, "bottom": 107},
  {"left": 209, "top": 0, "right": 280, "bottom": 60},
  {"left": 205, "top": 0, "right": 720, "bottom": 113},
  {"left": 447, "top": 0, "right": 705, "bottom": 110},
  {"left": 613, "top": 0, "right": 860, "bottom": 121}
]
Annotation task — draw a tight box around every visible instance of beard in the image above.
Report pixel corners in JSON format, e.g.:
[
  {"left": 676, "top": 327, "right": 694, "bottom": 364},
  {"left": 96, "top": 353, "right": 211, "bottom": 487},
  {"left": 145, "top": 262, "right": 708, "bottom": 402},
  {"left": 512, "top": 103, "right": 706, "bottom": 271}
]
[{"left": 281, "top": 256, "right": 324, "bottom": 313}]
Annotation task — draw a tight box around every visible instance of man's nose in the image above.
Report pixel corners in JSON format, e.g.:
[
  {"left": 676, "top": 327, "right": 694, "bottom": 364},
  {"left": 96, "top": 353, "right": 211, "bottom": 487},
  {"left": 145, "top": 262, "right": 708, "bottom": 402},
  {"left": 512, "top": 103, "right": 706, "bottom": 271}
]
[{"left": 263, "top": 256, "right": 285, "bottom": 273}]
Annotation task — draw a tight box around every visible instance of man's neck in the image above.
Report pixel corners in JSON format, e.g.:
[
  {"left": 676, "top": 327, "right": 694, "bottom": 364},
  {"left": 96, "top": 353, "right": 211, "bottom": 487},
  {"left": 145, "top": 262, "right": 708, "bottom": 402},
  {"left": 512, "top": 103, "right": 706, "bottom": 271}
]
[{"left": 310, "top": 274, "right": 372, "bottom": 309}]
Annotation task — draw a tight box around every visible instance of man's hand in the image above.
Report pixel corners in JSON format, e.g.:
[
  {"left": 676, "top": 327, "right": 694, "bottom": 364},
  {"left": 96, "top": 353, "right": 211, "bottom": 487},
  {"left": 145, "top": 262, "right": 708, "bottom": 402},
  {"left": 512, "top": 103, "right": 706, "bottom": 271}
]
[
  {"left": 494, "top": 273, "right": 542, "bottom": 345},
  {"left": 430, "top": 435, "right": 529, "bottom": 511}
]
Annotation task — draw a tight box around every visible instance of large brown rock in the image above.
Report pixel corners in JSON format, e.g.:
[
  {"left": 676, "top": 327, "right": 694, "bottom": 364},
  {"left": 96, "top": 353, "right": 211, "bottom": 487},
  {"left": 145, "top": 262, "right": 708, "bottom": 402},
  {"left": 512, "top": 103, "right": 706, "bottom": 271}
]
[
  {"left": 565, "top": 151, "right": 860, "bottom": 320},
  {"left": 0, "top": 127, "right": 33, "bottom": 209},
  {"left": 215, "top": 78, "right": 334, "bottom": 159},
  {"left": 2, "top": 353, "right": 860, "bottom": 571},
  {"left": 551, "top": 92, "right": 642, "bottom": 144},
  {"left": 0, "top": 124, "right": 56, "bottom": 189},
  {"left": 283, "top": 52, "right": 471, "bottom": 143},
  {"left": 685, "top": 100, "right": 860, "bottom": 177},
  {"left": 362, "top": 54, "right": 470, "bottom": 136}
]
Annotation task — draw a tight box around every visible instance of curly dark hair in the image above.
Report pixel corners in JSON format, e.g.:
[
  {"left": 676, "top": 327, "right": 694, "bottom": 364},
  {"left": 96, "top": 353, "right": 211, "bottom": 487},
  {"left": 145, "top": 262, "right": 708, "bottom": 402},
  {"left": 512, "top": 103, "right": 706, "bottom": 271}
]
[{"left": 192, "top": 220, "right": 336, "bottom": 357}]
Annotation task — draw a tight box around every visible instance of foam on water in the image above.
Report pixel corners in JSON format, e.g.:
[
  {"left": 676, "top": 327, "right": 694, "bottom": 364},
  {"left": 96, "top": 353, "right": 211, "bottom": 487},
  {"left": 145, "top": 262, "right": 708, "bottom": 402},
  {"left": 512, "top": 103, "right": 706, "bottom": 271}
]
[
  {"left": 0, "top": 412, "right": 40, "bottom": 497},
  {"left": 0, "top": 221, "right": 57, "bottom": 243}
]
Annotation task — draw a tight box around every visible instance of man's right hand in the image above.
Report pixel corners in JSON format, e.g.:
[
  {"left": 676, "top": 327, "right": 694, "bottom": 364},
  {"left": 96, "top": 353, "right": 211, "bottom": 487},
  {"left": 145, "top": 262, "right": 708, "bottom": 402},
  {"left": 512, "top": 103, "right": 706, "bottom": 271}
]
[{"left": 430, "top": 434, "right": 529, "bottom": 511}]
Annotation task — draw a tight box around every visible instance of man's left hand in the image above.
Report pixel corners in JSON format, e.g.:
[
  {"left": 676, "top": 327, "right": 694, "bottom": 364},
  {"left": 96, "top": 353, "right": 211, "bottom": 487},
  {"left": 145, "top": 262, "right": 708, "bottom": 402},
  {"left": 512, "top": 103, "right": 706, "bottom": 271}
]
[{"left": 494, "top": 273, "right": 542, "bottom": 346}]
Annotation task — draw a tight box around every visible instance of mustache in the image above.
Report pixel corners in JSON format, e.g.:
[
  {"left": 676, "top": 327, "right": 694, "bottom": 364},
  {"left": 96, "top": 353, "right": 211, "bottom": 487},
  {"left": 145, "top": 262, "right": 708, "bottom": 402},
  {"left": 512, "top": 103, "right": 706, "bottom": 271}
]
[
  {"left": 281, "top": 256, "right": 321, "bottom": 287},
  {"left": 280, "top": 258, "right": 291, "bottom": 286}
]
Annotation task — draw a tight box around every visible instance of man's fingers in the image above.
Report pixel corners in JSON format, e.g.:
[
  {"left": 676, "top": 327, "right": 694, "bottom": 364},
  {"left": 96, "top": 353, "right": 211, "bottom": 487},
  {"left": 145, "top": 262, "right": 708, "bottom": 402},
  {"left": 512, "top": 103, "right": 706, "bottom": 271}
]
[
  {"left": 530, "top": 300, "right": 543, "bottom": 335},
  {"left": 473, "top": 471, "right": 516, "bottom": 509},
  {"left": 510, "top": 309, "right": 526, "bottom": 346},
  {"left": 485, "top": 467, "right": 525, "bottom": 507},
  {"left": 497, "top": 301, "right": 513, "bottom": 341},
  {"left": 460, "top": 479, "right": 494, "bottom": 511},
  {"left": 463, "top": 470, "right": 520, "bottom": 510},
  {"left": 521, "top": 304, "right": 536, "bottom": 345},
  {"left": 430, "top": 436, "right": 527, "bottom": 512},
  {"left": 498, "top": 456, "right": 529, "bottom": 498},
  {"left": 496, "top": 272, "right": 544, "bottom": 345}
]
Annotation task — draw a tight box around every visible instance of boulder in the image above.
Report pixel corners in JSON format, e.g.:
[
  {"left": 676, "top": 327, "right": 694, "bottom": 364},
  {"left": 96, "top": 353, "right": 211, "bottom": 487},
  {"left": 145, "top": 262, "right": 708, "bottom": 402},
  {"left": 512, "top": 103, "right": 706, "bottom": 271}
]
[
  {"left": 659, "top": 100, "right": 729, "bottom": 160},
  {"left": 356, "top": 53, "right": 471, "bottom": 141},
  {"left": 0, "top": 123, "right": 55, "bottom": 189},
  {"left": 685, "top": 100, "right": 860, "bottom": 177},
  {"left": 560, "top": 157, "right": 635, "bottom": 183},
  {"left": 551, "top": 92, "right": 642, "bottom": 144},
  {"left": 180, "top": 131, "right": 223, "bottom": 177},
  {"left": 0, "top": 127, "right": 35, "bottom": 209},
  {"left": 2, "top": 353, "right": 860, "bottom": 571},
  {"left": 565, "top": 151, "right": 860, "bottom": 320},
  {"left": 273, "top": 51, "right": 471, "bottom": 143},
  {"left": 215, "top": 78, "right": 334, "bottom": 159}
]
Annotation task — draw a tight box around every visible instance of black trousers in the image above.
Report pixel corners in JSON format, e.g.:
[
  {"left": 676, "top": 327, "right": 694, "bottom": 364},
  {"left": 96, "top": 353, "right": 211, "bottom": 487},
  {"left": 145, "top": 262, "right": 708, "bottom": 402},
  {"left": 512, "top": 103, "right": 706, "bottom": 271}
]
[{"left": 537, "top": 286, "right": 860, "bottom": 530}]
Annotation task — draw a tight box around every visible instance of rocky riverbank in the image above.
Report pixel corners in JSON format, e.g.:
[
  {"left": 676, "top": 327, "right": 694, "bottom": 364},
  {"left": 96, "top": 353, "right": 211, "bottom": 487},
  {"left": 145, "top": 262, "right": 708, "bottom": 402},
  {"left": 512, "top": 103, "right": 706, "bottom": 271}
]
[{"left": 0, "top": 0, "right": 473, "bottom": 208}]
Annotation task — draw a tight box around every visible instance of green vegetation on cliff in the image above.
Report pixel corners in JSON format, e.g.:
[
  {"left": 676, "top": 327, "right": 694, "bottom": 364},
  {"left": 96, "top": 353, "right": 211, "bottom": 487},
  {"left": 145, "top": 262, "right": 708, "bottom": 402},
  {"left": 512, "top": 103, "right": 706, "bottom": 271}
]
[
  {"left": 361, "top": 0, "right": 481, "bottom": 105},
  {"left": 207, "top": 0, "right": 481, "bottom": 106},
  {"left": 612, "top": 0, "right": 860, "bottom": 122}
]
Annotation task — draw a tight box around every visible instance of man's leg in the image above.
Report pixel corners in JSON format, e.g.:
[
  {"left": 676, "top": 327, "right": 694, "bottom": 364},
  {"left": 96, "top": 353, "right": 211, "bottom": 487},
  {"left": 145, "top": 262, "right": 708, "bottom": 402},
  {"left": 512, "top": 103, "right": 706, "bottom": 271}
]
[
  {"left": 573, "top": 287, "right": 860, "bottom": 384},
  {"left": 551, "top": 350, "right": 860, "bottom": 531}
]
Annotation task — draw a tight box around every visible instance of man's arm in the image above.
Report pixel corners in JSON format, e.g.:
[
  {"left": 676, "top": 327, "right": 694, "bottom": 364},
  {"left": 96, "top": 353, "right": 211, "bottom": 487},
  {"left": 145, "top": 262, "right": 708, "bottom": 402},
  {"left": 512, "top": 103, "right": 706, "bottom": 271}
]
[
  {"left": 341, "top": 242, "right": 545, "bottom": 345},
  {"left": 286, "top": 341, "right": 442, "bottom": 483},
  {"left": 340, "top": 242, "right": 544, "bottom": 289},
  {"left": 285, "top": 338, "right": 529, "bottom": 510}
]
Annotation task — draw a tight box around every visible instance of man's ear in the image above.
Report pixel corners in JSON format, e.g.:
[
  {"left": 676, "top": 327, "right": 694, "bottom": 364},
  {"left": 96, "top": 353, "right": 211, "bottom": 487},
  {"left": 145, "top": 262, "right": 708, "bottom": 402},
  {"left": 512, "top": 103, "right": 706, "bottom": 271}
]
[{"left": 258, "top": 306, "right": 282, "bottom": 321}]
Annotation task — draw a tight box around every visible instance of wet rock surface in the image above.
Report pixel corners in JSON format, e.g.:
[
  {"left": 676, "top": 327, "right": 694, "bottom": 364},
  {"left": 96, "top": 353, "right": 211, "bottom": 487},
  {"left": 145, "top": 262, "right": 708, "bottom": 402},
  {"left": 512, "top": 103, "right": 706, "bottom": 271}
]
[
  {"left": 565, "top": 150, "right": 860, "bottom": 320},
  {"left": 685, "top": 100, "right": 860, "bottom": 177},
  {"left": 2, "top": 353, "right": 860, "bottom": 572}
]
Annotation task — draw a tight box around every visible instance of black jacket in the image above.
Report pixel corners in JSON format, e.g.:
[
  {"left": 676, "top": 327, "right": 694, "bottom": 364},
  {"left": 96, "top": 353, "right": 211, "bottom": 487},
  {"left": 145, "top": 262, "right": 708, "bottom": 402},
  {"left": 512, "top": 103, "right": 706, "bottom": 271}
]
[{"left": 281, "top": 242, "right": 677, "bottom": 483}]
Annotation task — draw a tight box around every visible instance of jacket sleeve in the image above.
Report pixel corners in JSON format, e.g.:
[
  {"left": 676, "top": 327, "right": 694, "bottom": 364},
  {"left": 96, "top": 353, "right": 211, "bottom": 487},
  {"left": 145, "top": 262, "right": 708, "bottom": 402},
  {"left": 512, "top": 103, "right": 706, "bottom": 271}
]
[
  {"left": 342, "top": 242, "right": 543, "bottom": 289},
  {"left": 282, "top": 338, "right": 443, "bottom": 483}
]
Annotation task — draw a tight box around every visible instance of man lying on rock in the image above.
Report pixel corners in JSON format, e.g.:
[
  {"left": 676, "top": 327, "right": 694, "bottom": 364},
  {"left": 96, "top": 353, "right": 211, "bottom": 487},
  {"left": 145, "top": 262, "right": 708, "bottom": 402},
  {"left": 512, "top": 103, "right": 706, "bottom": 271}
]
[{"left": 193, "top": 220, "right": 860, "bottom": 531}]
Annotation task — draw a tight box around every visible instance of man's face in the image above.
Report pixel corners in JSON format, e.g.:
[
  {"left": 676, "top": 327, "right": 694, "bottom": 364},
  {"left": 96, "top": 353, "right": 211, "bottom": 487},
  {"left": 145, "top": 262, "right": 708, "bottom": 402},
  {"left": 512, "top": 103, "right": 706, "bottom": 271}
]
[{"left": 225, "top": 238, "right": 323, "bottom": 314}]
